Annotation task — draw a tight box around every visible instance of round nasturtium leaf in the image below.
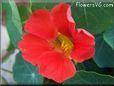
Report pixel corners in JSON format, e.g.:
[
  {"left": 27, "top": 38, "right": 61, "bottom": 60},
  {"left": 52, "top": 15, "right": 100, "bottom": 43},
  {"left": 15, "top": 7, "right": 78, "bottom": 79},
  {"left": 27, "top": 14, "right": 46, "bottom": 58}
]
[
  {"left": 71, "top": 3, "right": 113, "bottom": 35},
  {"left": 103, "top": 26, "right": 114, "bottom": 50},
  {"left": 93, "top": 34, "right": 114, "bottom": 68},
  {"left": 63, "top": 70, "right": 114, "bottom": 84},
  {"left": 13, "top": 52, "right": 43, "bottom": 85}
]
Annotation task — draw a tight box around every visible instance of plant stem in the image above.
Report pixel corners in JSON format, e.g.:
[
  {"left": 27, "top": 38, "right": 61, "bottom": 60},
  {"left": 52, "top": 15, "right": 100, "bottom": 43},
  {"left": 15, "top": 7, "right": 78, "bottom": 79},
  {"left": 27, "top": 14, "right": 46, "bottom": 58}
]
[
  {"left": 1, "top": 68, "right": 13, "bottom": 74},
  {"left": 1, "top": 50, "right": 14, "bottom": 63}
]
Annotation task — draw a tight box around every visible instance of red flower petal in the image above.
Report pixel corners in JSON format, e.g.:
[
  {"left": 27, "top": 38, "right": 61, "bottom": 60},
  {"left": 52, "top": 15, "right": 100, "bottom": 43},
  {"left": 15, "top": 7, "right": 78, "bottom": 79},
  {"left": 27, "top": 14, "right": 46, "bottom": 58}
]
[
  {"left": 38, "top": 51, "right": 76, "bottom": 83},
  {"left": 51, "top": 3, "right": 75, "bottom": 37},
  {"left": 71, "top": 46, "right": 95, "bottom": 63},
  {"left": 24, "top": 9, "right": 57, "bottom": 40},
  {"left": 72, "top": 29, "right": 95, "bottom": 46},
  {"left": 19, "top": 34, "right": 52, "bottom": 65},
  {"left": 71, "top": 29, "right": 95, "bottom": 62}
]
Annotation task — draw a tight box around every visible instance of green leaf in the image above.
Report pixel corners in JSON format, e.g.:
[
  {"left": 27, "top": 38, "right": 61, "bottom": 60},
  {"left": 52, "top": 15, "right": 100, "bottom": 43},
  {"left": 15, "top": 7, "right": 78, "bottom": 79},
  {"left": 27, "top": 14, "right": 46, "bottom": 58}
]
[
  {"left": 2, "top": 0, "right": 22, "bottom": 48},
  {"left": 103, "top": 26, "right": 114, "bottom": 50},
  {"left": 43, "top": 78, "right": 59, "bottom": 85},
  {"left": 93, "top": 34, "right": 114, "bottom": 68},
  {"left": 31, "top": 2, "right": 57, "bottom": 11},
  {"left": 63, "top": 70, "right": 114, "bottom": 84},
  {"left": 76, "top": 63, "right": 86, "bottom": 70},
  {"left": 7, "top": 42, "right": 15, "bottom": 51},
  {"left": 18, "top": 5, "right": 31, "bottom": 24},
  {"left": 77, "top": 60, "right": 114, "bottom": 76},
  {"left": 76, "top": 60, "right": 105, "bottom": 75},
  {"left": 13, "top": 52, "right": 43, "bottom": 84},
  {"left": 83, "top": 60, "right": 99, "bottom": 71},
  {"left": 71, "top": 3, "right": 114, "bottom": 35},
  {"left": 32, "top": 3, "right": 46, "bottom": 11}
]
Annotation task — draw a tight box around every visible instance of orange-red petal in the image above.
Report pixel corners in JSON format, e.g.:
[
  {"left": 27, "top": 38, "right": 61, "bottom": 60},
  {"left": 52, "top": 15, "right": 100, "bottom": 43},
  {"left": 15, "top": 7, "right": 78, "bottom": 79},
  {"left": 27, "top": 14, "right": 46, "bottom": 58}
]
[
  {"left": 71, "top": 46, "right": 95, "bottom": 63},
  {"left": 18, "top": 34, "right": 52, "bottom": 65},
  {"left": 38, "top": 51, "right": 76, "bottom": 83},
  {"left": 51, "top": 3, "right": 75, "bottom": 37},
  {"left": 24, "top": 9, "right": 57, "bottom": 41},
  {"left": 71, "top": 29, "right": 95, "bottom": 63}
]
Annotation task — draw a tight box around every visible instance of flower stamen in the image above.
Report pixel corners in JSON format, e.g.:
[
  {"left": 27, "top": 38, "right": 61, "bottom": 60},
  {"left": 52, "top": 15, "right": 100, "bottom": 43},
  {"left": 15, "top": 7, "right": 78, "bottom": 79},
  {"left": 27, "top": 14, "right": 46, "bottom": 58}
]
[{"left": 56, "top": 32, "right": 74, "bottom": 57}]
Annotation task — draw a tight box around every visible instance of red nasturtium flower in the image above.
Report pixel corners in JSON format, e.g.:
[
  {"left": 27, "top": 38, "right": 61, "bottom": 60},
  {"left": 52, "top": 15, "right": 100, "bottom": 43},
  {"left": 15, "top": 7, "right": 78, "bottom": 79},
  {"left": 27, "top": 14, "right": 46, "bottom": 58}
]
[{"left": 19, "top": 3, "right": 95, "bottom": 83}]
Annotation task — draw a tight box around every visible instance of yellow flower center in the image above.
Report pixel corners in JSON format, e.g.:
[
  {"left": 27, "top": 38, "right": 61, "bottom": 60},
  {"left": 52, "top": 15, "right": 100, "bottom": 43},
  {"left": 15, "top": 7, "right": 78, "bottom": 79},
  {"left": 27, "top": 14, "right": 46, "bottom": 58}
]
[{"left": 53, "top": 33, "right": 74, "bottom": 57}]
